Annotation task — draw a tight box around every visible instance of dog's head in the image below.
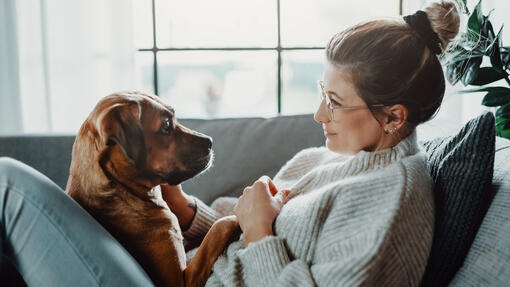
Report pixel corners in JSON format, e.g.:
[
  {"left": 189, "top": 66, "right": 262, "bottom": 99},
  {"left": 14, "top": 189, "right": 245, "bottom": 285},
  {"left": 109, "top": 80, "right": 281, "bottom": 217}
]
[{"left": 88, "top": 91, "right": 213, "bottom": 188}]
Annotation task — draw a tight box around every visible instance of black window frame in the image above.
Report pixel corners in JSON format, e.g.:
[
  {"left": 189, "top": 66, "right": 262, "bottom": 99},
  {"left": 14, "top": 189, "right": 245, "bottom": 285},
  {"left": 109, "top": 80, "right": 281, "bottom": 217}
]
[{"left": 138, "top": 0, "right": 404, "bottom": 115}]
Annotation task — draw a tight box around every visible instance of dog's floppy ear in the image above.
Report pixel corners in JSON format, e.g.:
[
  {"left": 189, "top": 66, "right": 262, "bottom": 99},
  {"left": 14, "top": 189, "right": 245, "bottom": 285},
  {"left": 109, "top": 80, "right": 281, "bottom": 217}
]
[{"left": 97, "top": 102, "right": 146, "bottom": 170}]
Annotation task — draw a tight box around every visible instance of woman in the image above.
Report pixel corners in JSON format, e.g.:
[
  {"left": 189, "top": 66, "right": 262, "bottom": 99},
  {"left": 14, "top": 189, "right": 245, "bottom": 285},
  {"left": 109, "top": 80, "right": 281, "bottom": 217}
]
[
  {"left": 164, "top": 1, "right": 460, "bottom": 286},
  {"left": 0, "top": 1, "right": 460, "bottom": 286}
]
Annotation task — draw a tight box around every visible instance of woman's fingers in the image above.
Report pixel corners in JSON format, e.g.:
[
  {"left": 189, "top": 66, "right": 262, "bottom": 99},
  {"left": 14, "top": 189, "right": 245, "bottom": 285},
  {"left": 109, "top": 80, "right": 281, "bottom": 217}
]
[
  {"left": 268, "top": 180, "right": 279, "bottom": 196},
  {"left": 256, "top": 176, "right": 278, "bottom": 196},
  {"left": 275, "top": 189, "right": 291, "bottom": 201}
]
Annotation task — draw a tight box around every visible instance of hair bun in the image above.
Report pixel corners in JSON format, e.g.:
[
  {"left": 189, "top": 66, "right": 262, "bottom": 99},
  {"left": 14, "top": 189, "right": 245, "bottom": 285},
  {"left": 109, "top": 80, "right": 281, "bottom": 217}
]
[{"left": 424, "top": 0, "right": 460, "bottom": 51}]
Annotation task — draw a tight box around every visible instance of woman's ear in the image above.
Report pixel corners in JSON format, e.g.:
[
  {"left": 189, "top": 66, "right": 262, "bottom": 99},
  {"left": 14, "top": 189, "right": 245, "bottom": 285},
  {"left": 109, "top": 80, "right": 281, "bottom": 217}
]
[{"left": 385, "top": 104, "right": 408, "bottom": 130}]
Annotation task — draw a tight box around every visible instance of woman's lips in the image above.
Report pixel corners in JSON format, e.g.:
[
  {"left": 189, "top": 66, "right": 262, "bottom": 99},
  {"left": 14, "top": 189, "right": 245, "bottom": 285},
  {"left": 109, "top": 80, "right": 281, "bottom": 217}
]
[{"left": 324, "top": 131, "right": 337, "bottom": 137}]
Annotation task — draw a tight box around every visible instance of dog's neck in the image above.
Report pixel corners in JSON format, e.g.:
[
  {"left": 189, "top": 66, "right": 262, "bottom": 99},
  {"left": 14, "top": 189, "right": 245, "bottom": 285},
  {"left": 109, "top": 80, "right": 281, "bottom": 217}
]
[{"left": 98, "top": 145, "right": 159, "bottom": 196}]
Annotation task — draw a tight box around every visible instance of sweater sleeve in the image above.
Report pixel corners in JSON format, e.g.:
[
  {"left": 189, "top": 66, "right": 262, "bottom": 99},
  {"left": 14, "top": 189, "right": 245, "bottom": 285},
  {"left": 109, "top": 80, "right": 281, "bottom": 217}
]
[
  {"left": 182, "top": 196, "right": 222, "bottom": 241},
  {"left": 238, "top": 236, "right": 316, "bottom": 286}
]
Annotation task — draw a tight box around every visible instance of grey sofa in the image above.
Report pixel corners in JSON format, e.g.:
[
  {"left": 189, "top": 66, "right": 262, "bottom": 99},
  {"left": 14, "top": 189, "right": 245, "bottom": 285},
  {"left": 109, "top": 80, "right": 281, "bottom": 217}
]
[{"left": 1, "top": 113, "right": 509, "bottom": 286}]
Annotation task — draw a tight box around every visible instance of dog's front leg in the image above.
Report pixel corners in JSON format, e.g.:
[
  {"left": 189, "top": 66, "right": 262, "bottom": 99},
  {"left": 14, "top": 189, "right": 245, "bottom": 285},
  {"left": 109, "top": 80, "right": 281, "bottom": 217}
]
[
  {"left": 121, "top": 209, "right": 188, "bottom": 287},
  {"left": 184, "top": 216, "right": 241, "bottom": 287}
]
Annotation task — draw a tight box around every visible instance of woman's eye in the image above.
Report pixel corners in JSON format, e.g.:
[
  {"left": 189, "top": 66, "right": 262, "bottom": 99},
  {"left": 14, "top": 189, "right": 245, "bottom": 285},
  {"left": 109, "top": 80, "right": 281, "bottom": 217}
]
[
  {"left": 330, "top": 99, "right": 342, "bottom": 108},
  {"left": 160, "top": 118, "right": 172, "bottom": 134}
]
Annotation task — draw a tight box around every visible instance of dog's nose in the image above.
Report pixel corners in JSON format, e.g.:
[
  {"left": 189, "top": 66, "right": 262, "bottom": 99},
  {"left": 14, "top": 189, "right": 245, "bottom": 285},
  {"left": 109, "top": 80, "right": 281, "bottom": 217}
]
[
  {"left": 191, "top": 133, "right": 212, "bottom": 150},
  {"left": 202, "top": 135, "right": 212, "bottom": 150}
]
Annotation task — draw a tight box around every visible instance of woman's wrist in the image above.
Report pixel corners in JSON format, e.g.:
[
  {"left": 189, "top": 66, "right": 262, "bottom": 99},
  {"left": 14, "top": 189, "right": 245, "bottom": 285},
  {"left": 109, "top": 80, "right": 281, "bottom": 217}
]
[
  {"left": 181, "top": 196, "right": 197, "bottom": 230},
  {"left": 242, "top": 224, "right": 274, "bottom": 246},
  {"left": 160, "top": 185, "right": 196, "bottom": 231}
]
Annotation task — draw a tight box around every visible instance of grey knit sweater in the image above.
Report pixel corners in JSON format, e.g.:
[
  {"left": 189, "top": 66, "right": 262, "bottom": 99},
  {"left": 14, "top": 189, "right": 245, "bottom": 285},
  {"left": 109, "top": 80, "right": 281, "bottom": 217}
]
[{"left": 184, "top": 132, "right": 434, "bottom": 286}]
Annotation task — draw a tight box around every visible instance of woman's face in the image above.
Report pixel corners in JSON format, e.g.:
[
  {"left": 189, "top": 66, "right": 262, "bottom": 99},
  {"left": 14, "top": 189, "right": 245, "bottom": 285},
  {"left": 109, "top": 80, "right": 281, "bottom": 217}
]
[{"left": 314, "top": 62, "right": 387, "bottom": 154}]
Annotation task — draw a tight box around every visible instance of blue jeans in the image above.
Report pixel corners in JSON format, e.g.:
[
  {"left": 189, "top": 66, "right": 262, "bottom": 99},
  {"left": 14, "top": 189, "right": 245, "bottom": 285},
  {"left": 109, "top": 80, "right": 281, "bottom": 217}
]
[{"left": 0, "top": 157, "right": 153, "bottom": 286}]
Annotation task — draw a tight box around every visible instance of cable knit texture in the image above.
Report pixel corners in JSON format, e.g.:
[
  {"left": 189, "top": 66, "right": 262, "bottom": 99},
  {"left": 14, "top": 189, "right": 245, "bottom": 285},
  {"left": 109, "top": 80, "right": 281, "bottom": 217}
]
[{"left": 185, "top": 131, "right": 434, "bottom": 286}]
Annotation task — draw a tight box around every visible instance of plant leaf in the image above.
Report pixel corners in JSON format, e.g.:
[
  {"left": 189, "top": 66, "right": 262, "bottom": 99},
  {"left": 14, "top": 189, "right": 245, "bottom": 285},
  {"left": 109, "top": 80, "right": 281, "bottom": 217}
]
[
  {"left": 502, "top": 47, "right": 510, "bottom": 70},
  {"left": 481, "top": 87, "right": 510, "bottom": 106},
  {"left": 447, "top": 49, "right": 484, "bottom": 62},
  {"left": 498, "top": 116, "right": 510, "bottom": 127},
  {"left": 446, "top": 63, "right": 462, "bottom": 85},
  {"left": 495, "top": 116, "right": 510, "bottom": 139},
  {"left": 459, "top": 86, "right": 510, "bottom": 94},
  {"left": 481, "top": 15, "right": 495, "bottom": 42},
  {"left": 488, "top": 25, "right": 504, "bottom": 72},
  {"left": 461, "top": 57, "right": 483, "bottom": 85},
  {"left": 496, "top": 103, "right": 510, "bottom": 118},
  {"left": 497, "top": 129, "right": 510, "bottom": 139},
  {"left": 467, "top": 0, "right": 484, "bottom": 40},
  {"left": 470, "top": 67, "right": 506, "bottom": 86},
  {"left": 443, "top": 45, "right": 486, "bottom": 85},
  {"left": 457, "top": 0, "right": 469, "bottom": 14}
]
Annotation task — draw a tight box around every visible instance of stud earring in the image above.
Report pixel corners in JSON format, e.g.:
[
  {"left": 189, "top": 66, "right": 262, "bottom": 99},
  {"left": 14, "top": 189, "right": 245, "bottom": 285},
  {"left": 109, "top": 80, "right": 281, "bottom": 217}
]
[
  {"left": 386, "top": 127, "right": 402, "bottom": 142},
  {"left": 385, "top": 127, "right": 397, "bottom": 134}
]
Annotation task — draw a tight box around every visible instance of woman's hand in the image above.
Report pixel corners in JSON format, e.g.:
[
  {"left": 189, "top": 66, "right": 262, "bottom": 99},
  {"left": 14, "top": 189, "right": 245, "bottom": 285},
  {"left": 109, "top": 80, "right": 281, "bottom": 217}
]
[
  {"left": 234, "top": 176, "right": 290, "bottom": 246},
  {"left": 160, "top": 184, "right": 196, "bottom": 231}
]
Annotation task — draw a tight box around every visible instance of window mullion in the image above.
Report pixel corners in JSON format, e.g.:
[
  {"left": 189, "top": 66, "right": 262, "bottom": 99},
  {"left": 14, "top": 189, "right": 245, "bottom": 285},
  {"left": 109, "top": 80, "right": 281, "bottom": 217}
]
[
  {"left": 151, "top": 0, "right": 159, "bottom": 96},
  {"left": 277, "top": 0, "right": 282, "bottom": 114}
]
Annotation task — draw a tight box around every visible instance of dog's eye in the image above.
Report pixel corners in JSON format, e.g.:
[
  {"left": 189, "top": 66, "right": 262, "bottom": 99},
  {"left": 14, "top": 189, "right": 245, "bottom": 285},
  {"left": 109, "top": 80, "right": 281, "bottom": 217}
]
[{"left": 160, "top": 118, "right": 172, "bottom": 135}]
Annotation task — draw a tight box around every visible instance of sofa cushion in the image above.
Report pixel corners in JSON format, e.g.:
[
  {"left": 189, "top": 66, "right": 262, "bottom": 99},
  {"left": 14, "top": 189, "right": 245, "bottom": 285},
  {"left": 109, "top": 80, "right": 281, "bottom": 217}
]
[
  {"left": 420, "top": 112, "right": 496, "bottom": 287},
  {"left": 449, "top": 136, "right": 510, "bottom": 286}
]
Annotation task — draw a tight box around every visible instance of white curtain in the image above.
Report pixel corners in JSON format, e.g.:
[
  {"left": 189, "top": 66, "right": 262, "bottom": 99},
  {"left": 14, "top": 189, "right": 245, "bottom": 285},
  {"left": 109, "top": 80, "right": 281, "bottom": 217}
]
[
  {"left": 0, "top": 0, "right": 23, "bottom": 134},
  {"left": 1, "top": 0, "right": 139, "bottom": 135}
]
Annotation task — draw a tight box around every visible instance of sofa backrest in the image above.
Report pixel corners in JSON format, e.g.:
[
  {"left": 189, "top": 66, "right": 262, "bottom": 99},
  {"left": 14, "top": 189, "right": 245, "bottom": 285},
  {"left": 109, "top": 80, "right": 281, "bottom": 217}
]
[
  {"left": 0, "top": 114, "right": 324, "bottom": 204},
  {"left": 178, "top": 114, "right": 324, "bottom": 204},
  {"left": 0, "top": 135, "right": 75, "bottom": 189}
]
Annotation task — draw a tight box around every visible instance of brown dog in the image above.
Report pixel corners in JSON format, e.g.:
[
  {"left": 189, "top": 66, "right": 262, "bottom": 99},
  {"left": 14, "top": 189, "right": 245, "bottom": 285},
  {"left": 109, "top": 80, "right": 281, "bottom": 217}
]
[{"left": 66, "top": 91, "right": 240, "bottom": 286}]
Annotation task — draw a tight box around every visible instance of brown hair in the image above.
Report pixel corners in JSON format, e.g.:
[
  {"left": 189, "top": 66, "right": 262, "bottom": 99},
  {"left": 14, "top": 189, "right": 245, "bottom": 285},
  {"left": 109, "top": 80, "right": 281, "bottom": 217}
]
[{"left": 325, "top": 0, "right": 460, "bottom": 127}]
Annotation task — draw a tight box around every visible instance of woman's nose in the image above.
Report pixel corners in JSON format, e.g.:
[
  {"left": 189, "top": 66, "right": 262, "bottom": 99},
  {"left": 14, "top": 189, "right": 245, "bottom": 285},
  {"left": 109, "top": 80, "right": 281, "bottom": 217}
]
[{"left": 314, "top": 100, "right": 331, "bottom": 124}]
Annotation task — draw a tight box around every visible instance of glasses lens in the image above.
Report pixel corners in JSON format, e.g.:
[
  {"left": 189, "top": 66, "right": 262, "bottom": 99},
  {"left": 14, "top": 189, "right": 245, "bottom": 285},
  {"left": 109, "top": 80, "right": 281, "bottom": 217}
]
[
  {"left": 323, "top": 94, "right": 334, "bottom": 120},
  {"left": 318, "top": 81, "right": 334, "bottom": 120},
  {"left": 328, "top": 103, "right": 334, "bottom": 120}
]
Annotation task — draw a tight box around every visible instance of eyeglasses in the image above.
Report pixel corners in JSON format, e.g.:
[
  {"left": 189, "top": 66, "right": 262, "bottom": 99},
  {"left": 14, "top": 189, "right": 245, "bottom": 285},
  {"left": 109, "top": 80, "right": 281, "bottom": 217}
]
[{"left": 318, "top": 80, "right": 385, "bottom": 120}]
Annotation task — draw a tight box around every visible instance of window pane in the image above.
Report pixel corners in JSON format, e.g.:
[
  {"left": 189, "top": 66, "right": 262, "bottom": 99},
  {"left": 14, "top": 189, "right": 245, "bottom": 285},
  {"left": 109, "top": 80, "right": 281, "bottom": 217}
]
[
  {"left": 281, "top": 0, "right": 400, "bottom": 47},
  {"left": 155, "top": 0, "right": 277, "bottom": 47},
  {"left": 135, "top": 52, "right": 155, "bottom": 95},
  {"left": 132, "top": 0, "right": 154, "bottom": 48},
  {"left": 281, "top": 50, "right": 324, "bottom": 115},
  {"left": 157, "top": 51, "right": 277, "bottom": 118},
  {"left": 403, "top": 0, "right": 426, "bottom": 14}
]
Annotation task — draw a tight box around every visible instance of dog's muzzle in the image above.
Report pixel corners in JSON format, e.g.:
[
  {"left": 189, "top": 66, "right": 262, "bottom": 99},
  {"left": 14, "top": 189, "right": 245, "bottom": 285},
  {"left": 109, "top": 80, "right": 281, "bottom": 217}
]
[{"left": 165, "top": 135, "right": 213, "bottom": 185}]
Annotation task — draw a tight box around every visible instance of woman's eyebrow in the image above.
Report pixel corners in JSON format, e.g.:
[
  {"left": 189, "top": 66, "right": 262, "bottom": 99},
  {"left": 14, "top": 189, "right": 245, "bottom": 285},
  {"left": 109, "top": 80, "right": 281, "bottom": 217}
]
[{"left": 325, "top": 89, "right": 343, "bottom": 101}]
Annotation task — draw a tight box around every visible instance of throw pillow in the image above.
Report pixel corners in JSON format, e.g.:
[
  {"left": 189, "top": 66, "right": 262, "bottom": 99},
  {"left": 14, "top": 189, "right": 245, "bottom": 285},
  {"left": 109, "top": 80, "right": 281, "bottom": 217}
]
[{"left": 419, "top": 111, "right": 496, "bottom": 287}]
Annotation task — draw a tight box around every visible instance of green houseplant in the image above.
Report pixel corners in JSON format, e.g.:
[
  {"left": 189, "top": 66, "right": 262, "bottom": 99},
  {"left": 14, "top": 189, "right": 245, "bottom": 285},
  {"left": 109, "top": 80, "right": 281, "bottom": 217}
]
[{"left": 444, "top": 0, "right": 510, "bottom": 138}]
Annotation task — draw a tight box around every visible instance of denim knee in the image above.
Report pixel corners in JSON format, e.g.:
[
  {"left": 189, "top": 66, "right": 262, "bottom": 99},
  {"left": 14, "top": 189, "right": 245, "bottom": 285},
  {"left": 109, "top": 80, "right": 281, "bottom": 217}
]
[
  {"left": 0, "top": 157, "right": 22, "bottom": 180},
  {"left": 0, "top": 157, "right": 61, "bottom": 193},
  {"left": 0, "top": 157, "right": 24, "bottom": 187}
]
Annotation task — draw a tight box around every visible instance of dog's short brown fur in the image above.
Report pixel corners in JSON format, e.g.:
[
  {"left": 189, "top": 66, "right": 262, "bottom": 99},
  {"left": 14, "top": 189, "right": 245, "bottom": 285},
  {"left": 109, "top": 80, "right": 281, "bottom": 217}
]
[{"left": 66, "top": 91, "right": 240, "bottom": 286}]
